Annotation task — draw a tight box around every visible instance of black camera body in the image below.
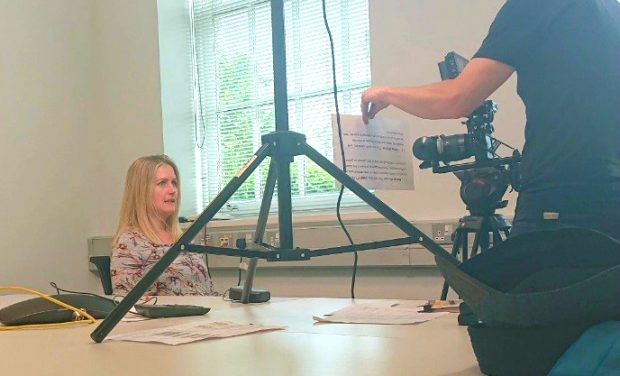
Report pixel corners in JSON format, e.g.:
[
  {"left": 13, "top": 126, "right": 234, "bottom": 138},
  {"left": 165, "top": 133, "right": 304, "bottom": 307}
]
[
  {"left": 413, "top": 52, "right": 520, "bottom": 214},
  {"left": 413, "top": 99, "right": 497, "bottom": 168},
  {"left": 413, "top": 52, "right": 500, "bottom": 170}
]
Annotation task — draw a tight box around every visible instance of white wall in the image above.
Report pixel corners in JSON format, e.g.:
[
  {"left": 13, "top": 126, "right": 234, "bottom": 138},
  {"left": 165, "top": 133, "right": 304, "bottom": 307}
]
[
  {"left": 0, "top": 0, "right": 96, "bottom": 290},
  {"left": 0, "top": 0, "right": 162, "bottom": 292},
  {"left": 89, "top": 0, "right": 164, "bottom": 235}
]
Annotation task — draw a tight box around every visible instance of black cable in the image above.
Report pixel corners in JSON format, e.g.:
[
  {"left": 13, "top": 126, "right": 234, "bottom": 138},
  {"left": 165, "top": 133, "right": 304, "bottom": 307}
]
[
  {"left": 322, "top": 0, "right": 358, "bottom": 299},
  {"left": 200, "top": 230, "right": 213, "bottom": 280},
  {"left": 493, "top": 137, "right": 517, "bottom": 151},
  {"left": 50, "top": 282, "right": 164, "bottom": 307},
  {"left": 204, "top": 253, "right": 213, "bottom": 280},
  {"left": 189, "top": 0, "right": 207, "bottom": 149},
  {"left": 49, "top": 282, "right": 108, "bottom": 300}
]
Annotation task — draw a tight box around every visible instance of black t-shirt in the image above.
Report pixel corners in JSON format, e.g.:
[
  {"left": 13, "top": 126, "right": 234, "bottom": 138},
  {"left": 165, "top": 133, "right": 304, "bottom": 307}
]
[{"left": 474, "top": 0, "right": 620, "bottom": 198}]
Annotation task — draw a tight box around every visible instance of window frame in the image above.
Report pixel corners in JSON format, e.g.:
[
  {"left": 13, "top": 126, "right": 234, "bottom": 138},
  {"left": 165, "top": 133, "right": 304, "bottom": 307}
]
[{"left": 169, "top": 0, "right": 372, "bottom": 218}]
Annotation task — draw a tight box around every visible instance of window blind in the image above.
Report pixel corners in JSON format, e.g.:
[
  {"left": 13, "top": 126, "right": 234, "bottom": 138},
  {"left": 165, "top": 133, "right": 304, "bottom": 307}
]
[{"left": 188, "top": 0, "right": 371, "bottom": 217}]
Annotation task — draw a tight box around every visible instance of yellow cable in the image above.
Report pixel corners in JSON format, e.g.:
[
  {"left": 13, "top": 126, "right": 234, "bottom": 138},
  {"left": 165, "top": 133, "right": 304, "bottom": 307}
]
[{"left": 0, "top": 285, "right": 97, "bottom": 331}]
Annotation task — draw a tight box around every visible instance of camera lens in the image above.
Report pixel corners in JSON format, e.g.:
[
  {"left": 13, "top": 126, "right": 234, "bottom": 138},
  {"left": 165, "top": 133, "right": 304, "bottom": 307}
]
[
  {"left": 412, "top": 136, "right": 440, "bottom": 161},
  {"left": 413, "top": 134, "right": 475, "bottom": 164},
  {"left": 437, "top": 134, "right": 471, "bottom": 162}
]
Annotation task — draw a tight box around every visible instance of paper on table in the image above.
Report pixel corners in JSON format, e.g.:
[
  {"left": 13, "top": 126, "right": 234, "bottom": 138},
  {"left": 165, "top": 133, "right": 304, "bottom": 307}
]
[
  {"left": 313, "top": 301, "right": 448, "bottom": 325},
  {"left": 332, "top": 114, "right": 414, "bottom": 190},
  {"left": 106, "top": 321, "right": 285, "bottom": 345}
]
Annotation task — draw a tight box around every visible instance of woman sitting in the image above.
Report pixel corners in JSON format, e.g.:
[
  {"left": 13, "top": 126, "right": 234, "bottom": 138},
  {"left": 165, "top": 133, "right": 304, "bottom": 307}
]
[{"left": 110, "top": 155, "right": 215, "bottom": 296}]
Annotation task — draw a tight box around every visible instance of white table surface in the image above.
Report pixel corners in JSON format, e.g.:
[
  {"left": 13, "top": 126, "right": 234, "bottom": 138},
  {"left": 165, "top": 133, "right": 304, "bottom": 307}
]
[{"left": 0, "top": 295, "right": 483, "bottom": 376}]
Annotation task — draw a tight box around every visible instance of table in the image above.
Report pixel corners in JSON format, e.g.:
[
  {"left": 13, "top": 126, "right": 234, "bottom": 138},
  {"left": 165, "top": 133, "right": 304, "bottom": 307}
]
[{"left": 0, "top": 296, "right": 483, "bottom": 376}]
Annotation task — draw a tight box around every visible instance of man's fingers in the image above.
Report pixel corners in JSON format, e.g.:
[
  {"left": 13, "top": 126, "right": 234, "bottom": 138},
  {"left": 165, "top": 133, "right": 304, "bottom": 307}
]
[
  {"left": 368, "top": 102, "right": 384, "bottom": 120},
  {"left": 362, "top": 104, "right": 376, "bottom": 124},
  {"left": 361, "top": 88, "right": 386, "bottom": 124},
  {"left": 361, "top": 98, "right": 370, "bottom": 124}
]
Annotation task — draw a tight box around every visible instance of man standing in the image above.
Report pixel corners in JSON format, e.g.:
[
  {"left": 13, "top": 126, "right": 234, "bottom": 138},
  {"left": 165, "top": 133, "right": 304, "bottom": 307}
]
[{"left": 361, "top": 0, "right": 620, "bottom": 239}]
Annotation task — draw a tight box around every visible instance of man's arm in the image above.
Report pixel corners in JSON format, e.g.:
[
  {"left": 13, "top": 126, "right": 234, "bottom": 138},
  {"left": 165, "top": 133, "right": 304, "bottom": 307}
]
[{"left": 360, "top": 58, "right": 515, "bottom": 123}]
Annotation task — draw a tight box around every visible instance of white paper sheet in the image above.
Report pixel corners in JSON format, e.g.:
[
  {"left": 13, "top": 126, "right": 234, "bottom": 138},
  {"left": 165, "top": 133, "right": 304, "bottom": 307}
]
[
  {"left": 313, "top": 301, "right": 448, "bottom": 325},
  {"left": 332, "top": 114, "right": 415, "bottom": 190},
  {"left": 106, "top": 321, "right": 285, "bottom": 345}
]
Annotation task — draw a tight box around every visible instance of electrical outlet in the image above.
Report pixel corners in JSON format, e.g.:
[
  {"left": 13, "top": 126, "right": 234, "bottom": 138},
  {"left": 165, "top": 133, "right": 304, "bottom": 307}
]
[
  {"left": 432, "top": 223, "right": 455, "bottom": 244},
  {"left": 263, "top": 231, "right": 278, "bottom": 247},
  {"left": 219, "top": 234, "right": 233, "bottom": 247}
]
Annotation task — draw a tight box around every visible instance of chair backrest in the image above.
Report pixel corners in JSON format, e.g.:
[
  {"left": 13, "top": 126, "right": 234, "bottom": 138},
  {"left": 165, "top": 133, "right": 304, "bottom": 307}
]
[{"left": 89, "top": 256, "right": 112, "bottom": 295}]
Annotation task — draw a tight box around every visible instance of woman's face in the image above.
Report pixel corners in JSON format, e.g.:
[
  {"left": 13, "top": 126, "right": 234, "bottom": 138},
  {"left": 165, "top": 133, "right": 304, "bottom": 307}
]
[{"left": 151, "top": 164, "right": 178, "bottom": 221}]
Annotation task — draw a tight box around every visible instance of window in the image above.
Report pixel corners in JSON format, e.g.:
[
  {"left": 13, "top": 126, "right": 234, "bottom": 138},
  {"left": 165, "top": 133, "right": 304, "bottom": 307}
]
[{"left": 171, "top": 0, "right": 370, "bottom": 217}]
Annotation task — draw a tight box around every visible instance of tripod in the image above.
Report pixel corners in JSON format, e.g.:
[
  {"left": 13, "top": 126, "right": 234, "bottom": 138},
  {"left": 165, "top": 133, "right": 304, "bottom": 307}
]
[
  {"left": 440, "top": 210, "right": 511, "bottom": 300},
  {"left": 90, "top": 0, "right": 455, "bottom": 343}
]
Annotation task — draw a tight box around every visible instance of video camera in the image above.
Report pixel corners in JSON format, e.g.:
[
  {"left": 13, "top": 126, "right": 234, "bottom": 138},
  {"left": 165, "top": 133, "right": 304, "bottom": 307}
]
[{"left": 412, "top": 52, "right": 521, "bottom": 214}]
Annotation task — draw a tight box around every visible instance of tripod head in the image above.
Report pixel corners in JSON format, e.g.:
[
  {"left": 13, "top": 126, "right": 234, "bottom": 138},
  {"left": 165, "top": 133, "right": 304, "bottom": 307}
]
[{"left": 455, "top": 164, "right": 509, "bottom": 216}]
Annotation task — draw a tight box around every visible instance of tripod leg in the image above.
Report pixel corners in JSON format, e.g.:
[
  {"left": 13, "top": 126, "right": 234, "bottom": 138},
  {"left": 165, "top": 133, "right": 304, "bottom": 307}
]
[
  {"left": 441, "top": 231, "right": 463, "bottom": 300},
  {"left": 479, "top": 232, "right": 489, "bottom": 253},
  {"left": 255, "top": 159, "right": 277, "bottom": 242},
  {"left": 241, "top": 258, "right": 259, "bottom": 303},
  {"left": 492, "top": 229, "right": 502, "bottom": 246},
  {"left": 470, "top": 231, "right": 481, "bottom": 258},
  {"left": 91, "top": 143, "right": 273, "bottom": 343},
  {"left": 270, "top": 0, "right": 294, "bottom": 249},
  {"left": 301, "top": 142, "right": 455, "bottom": 264},
  {"left": 275, "top": 155, "right": 294, "bottom": 249},
  {"left": 440, "top": 280, "right": 450, "bottom": 300},
  {"left": 478, "top": 217, "right": 490, "bottom": 254},
  {"left": 462, "top": 232, "right": 469, "bottom": 261},
  {"left": 241, "top": 159, "right": 278, "bottom": 304}
]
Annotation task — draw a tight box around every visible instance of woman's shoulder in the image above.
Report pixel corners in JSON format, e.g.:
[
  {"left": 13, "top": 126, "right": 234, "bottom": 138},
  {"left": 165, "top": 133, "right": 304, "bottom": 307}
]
[{"left": 115, "top": 229, "right": 154, "bottom": 250}]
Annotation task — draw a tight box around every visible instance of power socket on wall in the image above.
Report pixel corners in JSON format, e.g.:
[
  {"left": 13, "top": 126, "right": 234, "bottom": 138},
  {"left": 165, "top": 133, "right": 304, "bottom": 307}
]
[{"left": 431, "top": 223, "right": 455, "bottom": 244}]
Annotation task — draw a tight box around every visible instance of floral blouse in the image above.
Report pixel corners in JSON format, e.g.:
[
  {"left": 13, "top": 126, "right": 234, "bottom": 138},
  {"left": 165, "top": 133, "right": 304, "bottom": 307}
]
[{"left": 110, "top": 230, "right": 215, "bottom": 296}]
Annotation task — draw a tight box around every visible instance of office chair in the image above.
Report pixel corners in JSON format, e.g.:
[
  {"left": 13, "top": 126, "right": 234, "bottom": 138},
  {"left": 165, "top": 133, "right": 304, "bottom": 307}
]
[{"left": 89, "top": 256, "right": 113, "bottom": 295}]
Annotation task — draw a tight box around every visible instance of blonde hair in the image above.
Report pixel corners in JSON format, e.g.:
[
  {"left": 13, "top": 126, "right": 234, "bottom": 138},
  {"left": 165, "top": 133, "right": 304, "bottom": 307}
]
[{"left": 113, "top": 155, "right": 182, "bottom": 245}]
